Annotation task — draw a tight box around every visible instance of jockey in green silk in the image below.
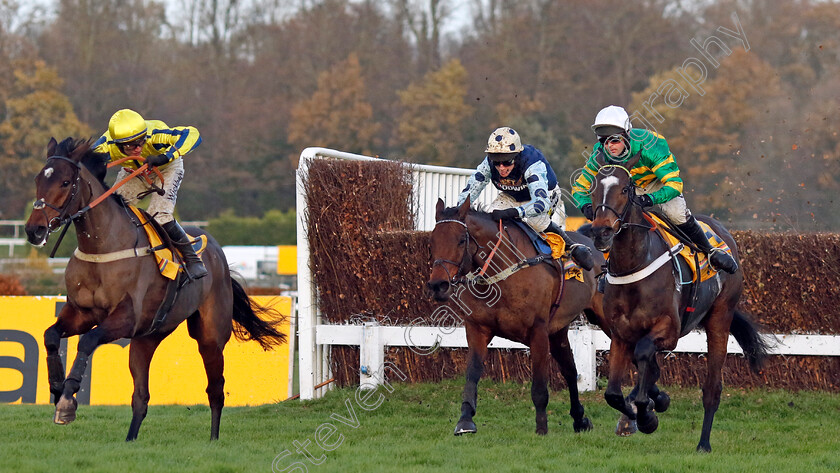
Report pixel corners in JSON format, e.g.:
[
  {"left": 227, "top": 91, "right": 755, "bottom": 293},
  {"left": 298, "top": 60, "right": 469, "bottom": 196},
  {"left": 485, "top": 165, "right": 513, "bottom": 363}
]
[{"left": 572, "top": 105, "right": 738, "bottom": 274}]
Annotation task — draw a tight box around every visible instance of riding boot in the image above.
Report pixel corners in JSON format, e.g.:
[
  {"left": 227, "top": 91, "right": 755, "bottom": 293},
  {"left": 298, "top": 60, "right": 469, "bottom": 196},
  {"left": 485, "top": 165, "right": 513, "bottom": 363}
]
[
  {"left": 675, "top": 216, "right": 738, "bottom": 274},
  {"left": 162, "top": 220, "right": 208, "bottom": 280},
  {"left": 545, "top": 222, "right": 594, "bottom": 271}
]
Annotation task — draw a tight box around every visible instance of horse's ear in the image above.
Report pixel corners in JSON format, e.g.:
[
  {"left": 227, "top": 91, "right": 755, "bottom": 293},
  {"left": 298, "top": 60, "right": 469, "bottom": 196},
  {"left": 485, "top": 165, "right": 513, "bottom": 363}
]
[
  {"left": 594, "top": 149, "right": 606, "bottom": 167},
  {"left": 47, "top": 137, "right": 58, "bottom": 158},
  {"left": 623, "top": 151, "right": 642, "bottom": 169},
  {"left": 457, "top": 196, "right": 470, "bottom": 219},
  {"left": 435, "top": 198, "right": 445, "bottom": 220}
]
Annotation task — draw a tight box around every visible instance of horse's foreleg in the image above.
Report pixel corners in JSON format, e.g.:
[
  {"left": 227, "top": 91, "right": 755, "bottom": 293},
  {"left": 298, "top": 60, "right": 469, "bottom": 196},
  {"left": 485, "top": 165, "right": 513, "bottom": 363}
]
[
  {"left": 55, "top": 300, "right": 134, "bottom": 425},
  {"left": 632, "top": 335, "right": 661, "bottom": 434},
  {"left": 455, "top": 326, "right": 490, "bottom": 436},
  {"left": 549, "top": 329, "right": 592, "bottom": 432},
  {"left": 126, "top": 337, "right": 163, "bottom": 441},
  {"left": 605, "top": 337, "right": 639, "bottom": 435},
  {"left": 530, "top": 324, "right": 550, "bottom": 435},
  {"left": 44, "top": 322, "right": 66, "bottom": 405}
]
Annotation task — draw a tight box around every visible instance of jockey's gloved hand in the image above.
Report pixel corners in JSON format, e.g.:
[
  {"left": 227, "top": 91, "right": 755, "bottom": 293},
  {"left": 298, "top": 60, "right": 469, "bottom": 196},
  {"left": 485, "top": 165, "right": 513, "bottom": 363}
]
[
  {"left": 581, "top": 203, "right": 594, "bottom": 221},
  {"left": 145, "top": 154, "right": 171, "bottom": 167},
  {"left": 491, "top": 208, "right": 519, "bottom": 221},
  {"left": 632, "top": 193, "right": 654, "bottom": 208}
]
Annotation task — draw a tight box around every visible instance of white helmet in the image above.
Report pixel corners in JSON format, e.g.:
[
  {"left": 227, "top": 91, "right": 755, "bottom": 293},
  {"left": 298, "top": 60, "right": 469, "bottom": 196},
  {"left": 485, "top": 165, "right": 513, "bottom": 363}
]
[
  {"left": 485, "top": 127, "right": 523, "bottom": 154},
  {"left": 591, "top": 105, "right": 631, "bottom": 136}
]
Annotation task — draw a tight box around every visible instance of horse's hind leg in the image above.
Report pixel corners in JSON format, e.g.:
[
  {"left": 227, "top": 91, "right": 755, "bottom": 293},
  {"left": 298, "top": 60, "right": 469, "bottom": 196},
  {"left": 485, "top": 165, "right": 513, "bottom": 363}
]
[
  {"left": 696, "top": 306, "right": 733, "bottom": 452},
  {"left": 455, "top": 325, "right": 491, "bottom": 436},
  {"left": 549, "top": 328, "right": 592, "bottom": 432},
  {"left": 126, "top": 337, "right": 163, "bottom": 441},
  {"left": 188, "top": 309, "right": 230, "bottom": 441}
]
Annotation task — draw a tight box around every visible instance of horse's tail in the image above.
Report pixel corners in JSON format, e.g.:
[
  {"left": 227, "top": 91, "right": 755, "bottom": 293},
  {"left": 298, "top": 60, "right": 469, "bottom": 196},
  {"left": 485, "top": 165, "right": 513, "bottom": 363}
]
[
  {"left": 230, "top": 278, "right": 288, "bottom": 350},
  {"left": 730, "top": 309, "right": 771, "bottom": 373}
]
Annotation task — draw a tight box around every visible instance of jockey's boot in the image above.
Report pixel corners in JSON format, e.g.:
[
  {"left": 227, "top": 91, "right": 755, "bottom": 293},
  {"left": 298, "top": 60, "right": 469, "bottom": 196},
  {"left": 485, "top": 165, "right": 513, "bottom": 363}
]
[
  {"left": 163, "top": 220, "right": 208, "bottom": 280},
  {"left": 676, "top": 216, "right": 738, "bottom": 274},
  {"left": 545, "top": 222, "right": 594, "bottom": 271}
]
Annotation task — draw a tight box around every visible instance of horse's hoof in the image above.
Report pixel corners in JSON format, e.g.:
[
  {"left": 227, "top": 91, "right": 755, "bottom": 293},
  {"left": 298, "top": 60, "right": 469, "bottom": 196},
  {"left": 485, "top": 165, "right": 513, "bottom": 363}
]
[
  {"left": 535, "top": 425, "right": 548, "bottom": 436},
  {"left": 637, "top": 413, "right": 659, "bottom": 434},
  {"left": 653, "top": 392, "right": 670, "bottom": 412},
  {"left": 574, "top": 417, "right": 593, "bottom": 432},
  {"left": 54, "top": 396, "right": 78, "bottom": 425},
  {"left": 454, "top": 420, "right": 477, "bottom": 436},
  {"left": 615, "top": 415, "right": 637, "bottom": 436}
]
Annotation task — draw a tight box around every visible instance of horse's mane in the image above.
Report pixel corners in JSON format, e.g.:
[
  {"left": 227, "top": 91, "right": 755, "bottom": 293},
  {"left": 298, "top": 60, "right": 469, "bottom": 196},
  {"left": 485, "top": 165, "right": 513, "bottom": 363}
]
[
  {"left": 439, "top": 204, "right": 492, "bottom": 221},
  {"left": 54, "top": 137, "right": 127, "bottom": 207}
]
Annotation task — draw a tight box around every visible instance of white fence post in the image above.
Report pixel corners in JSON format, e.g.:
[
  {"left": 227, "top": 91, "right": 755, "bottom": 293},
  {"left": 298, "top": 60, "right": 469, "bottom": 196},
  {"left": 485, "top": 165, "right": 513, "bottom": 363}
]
[
  {"left": 359, "top": 321, "right": 385, "bottom": 389},
  {"left": 570, "top": 326, "right": 597, "bottom": 392}
]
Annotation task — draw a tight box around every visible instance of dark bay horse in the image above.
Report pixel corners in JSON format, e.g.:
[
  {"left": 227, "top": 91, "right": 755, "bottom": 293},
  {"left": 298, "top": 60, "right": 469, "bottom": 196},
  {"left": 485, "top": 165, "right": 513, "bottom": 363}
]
[
  {"left": 24, "top": 137, "right": 286, "bottom": 441},
  {"left": 426, "top": 198, "right": 610, "bottom": 436},
  {"left": 586, "top": 159, "right": 770, "bottom": 452}
]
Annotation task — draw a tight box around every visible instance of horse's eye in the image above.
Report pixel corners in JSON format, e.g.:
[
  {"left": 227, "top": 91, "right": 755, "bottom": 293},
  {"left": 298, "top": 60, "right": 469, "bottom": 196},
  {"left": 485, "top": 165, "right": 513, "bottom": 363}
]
[
  {"left": 61, "top": 180, "right": 71, "bottom": 187},
  {"left": 458, "top": 237, "right": 467, "bottom": 246}
]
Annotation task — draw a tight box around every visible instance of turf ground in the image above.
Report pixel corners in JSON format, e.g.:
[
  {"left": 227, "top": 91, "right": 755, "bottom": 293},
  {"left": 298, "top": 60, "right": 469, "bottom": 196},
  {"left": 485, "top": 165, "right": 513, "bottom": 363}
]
[{"left": 1, "top": 379, "right": 838, "bottom": 473}]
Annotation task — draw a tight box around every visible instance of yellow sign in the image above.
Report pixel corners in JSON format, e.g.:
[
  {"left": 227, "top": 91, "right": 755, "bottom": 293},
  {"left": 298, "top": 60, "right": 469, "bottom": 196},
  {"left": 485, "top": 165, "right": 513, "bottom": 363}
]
[
  {"left": 0, "top": 295, "right": 291, "bottom": 406},
  {"left": 276, "top": 245, "right": 297, "bottom": 275}
]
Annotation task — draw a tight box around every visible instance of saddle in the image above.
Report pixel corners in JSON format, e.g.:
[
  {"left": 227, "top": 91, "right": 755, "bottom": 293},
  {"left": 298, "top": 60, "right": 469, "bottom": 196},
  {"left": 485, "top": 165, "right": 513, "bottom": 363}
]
[
  {"left": 645, "top": 213, "right": 731, "bottom": 283},
  {"left": 128, "top": 206, "right": 208, "bottom": 280},
  {"left": 128, "top": 206, "right": 210, "bottom": 336},
  {"left": 513, "top": 221, "right": 584, "bottom": 282}
]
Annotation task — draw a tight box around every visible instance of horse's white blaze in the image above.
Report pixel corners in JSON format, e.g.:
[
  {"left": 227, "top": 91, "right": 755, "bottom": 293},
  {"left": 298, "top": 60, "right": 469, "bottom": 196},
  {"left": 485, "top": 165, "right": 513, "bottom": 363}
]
[
  {"left": 44, "top": 167, "right": 54, "bottom": 178},
  {"left": 600, "top": 175, "right": 619, "bottom": 206}
]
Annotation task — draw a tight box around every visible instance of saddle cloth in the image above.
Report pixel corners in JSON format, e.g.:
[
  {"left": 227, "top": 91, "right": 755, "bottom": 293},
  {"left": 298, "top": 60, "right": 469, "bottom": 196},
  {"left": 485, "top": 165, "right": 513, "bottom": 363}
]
[
  {"left": 647, "top": 213, "right": 731, "bottom": 282},
  {"left": 513, "top": 221, "right": 584, "bottom": 283},
  {"left": 128, "top": 206, "right": 208, "bottom": 280}
]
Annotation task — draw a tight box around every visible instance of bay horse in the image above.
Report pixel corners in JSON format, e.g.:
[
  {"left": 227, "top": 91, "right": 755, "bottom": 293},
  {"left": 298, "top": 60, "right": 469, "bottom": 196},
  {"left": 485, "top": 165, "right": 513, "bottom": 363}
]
[
  {"left": 586, "top": 157, "right": 770, "bottom": 452},
  {"left": 426, "top": 197, "right": 610, "bottom": 436},
  {"left": 24, "top": 137, "right": 286, "bottom": 441}
]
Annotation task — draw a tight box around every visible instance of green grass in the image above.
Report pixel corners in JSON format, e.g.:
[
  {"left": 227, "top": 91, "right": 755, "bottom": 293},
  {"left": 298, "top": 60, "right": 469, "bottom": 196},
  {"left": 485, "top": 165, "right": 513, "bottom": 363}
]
[{"left": 1, "top": 379, "right": 838, "bottom": 473}]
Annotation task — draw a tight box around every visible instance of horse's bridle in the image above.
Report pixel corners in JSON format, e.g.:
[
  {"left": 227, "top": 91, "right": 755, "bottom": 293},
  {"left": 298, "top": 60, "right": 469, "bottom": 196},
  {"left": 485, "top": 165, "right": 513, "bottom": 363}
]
[
  {"left": 592, "top": 164, "right": 653, "bottom": 234},
  {"left": 431, "top": 218, "right": 478, "bottom": 286},
  {"left": 32, "top": 155, "right": 88, "bottom": 232}
]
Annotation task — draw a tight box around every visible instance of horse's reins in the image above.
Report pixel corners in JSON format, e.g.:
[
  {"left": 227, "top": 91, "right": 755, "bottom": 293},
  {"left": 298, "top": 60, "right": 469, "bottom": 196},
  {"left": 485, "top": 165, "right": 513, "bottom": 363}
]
[
  {"left": 594, "top": 165, "right": 701, "bottom": 302},
  {"left": 34, "top": 155, "right": 163, "bottom": 257}
]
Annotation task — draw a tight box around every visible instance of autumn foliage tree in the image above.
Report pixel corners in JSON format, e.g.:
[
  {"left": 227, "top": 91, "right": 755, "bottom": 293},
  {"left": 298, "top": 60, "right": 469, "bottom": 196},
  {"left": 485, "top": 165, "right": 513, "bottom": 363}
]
[
  {"left": 288, "top": 53, "right": 381, "bottom": 158},
  {"left": 0, "top": 60, "right": 91, "bottom": 219},
  {"left": 394, "top": 59, "right": 472, "bottom": 165}
]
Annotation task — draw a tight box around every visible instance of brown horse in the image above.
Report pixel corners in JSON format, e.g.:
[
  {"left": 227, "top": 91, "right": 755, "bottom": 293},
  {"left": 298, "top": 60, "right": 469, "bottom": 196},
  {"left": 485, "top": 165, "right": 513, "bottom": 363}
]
[
  {"left": 586, "top": 159, "right": 770, "bottom": 452},
  {"left": 426, "top": 197, "right": 609, "bottom": 435},
  {"left": 24, "top": 137, "right": 286, "bottom": 441}
]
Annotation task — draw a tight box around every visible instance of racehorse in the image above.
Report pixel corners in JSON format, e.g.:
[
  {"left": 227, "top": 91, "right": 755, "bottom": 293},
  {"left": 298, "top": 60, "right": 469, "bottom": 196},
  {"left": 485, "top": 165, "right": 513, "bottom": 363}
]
[
  {"left": 586, "top": 156, "right": 770, "bottom": 452},
  {"left": 426, "top": 197, "right": 610, "bottom": 436},
  {"left": 24, "top": 137, "right": 287, "bottom": 441}
]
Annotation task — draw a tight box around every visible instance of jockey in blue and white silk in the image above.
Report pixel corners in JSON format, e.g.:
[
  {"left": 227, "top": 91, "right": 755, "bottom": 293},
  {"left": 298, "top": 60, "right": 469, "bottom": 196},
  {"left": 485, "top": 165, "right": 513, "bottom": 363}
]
[{"left": 457, "top": 143, "right": 565, "bottom": 232}]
